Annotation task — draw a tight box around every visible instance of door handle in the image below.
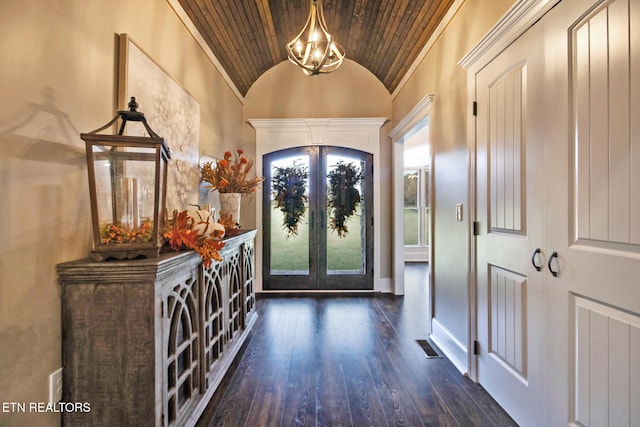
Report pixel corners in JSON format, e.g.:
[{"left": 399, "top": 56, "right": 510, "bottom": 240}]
[
  {"left": 531, "top": 248, "right": 542, "bottom": 272},
  {"left": 548, "top": 251, "right": 559, "bottom": 277}
]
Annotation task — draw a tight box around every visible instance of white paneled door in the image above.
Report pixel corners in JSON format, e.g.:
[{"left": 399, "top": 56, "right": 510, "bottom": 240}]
[
  {"left": 474, "top": 17, "right": 547, "bottom": 425},
  {"left": 475, "top": 0, "right": 640, "bottom": 425},
  {"left": 544, "top": 0, "right": 640, "bottom": 425}
]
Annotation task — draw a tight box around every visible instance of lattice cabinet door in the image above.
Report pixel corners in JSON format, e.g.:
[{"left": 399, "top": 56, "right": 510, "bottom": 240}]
[
  {"left": 242, "top": 238, "right": 256, "bottom": 320},
  {"left": 225, "top": 248, "right": 243, "bottom": 342},
  {"left": 200, "top": 259, "right": 227, "bottom": 389},
  {"left": 162, "top": 270, "right": 201, "bottom": 427}
]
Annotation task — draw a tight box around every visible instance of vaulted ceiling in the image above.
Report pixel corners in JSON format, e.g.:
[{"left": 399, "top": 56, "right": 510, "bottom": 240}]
[{"left": 176, "top": 0, "right": 456, "bottom": 97}]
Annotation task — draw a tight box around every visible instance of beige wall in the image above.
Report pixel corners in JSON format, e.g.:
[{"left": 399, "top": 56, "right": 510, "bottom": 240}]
[
  {"left": 392, "top": 0, "right": 515, "bottom": 359},
  {"left": 242, "top": 60, "right": 394, "bottom": 277},
  {"left": 0, "top": 1, "right": 242, "bottom": 425}
]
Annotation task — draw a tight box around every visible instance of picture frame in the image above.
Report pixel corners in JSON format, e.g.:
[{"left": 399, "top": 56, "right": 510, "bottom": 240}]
[{"left": 117, "top": 33, "right": 200, "bottom": 213}]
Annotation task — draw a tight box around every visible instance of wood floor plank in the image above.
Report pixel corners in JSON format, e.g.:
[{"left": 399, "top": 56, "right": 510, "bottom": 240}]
[
  {"left": 282, "top": 385, "right": 314, "bottom": 426},
  {"left": 243, "top": 355, "right": 290, "bottom": 426},
  {"left": 282, "top": 325, "right": 318, "bottom": 426},
  {"left": 421, "top": 359, "right": 498, "bottom": 426},
  {"left": 315, "top": 356, "right": 352, "bottom": 426},
  {"left": 369, "top": 296, "right": 451, "bottom": 422},
  {"left": 365, "top": 333, "right": 425, "bottom": 426},
  {"left": 342, "top": 355, "right": 388, "bottom": 426}
]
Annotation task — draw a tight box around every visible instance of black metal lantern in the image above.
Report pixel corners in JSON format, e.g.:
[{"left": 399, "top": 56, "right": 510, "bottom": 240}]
[{"left": 81, "top": 97, "right": 171, "bottom": 261}]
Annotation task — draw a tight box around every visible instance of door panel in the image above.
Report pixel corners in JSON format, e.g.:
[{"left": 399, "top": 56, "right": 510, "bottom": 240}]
[
  {"left": 489, "top": 266, "right": 526, "bottom": 381},
  {"left": 263, "top": 146, "right": 373, "bottom": 290},
  {"left": 475, "top": 18, "right": 546, "bottom": 425},
  {"left": 573, "top": 0, "right": 639, "bottom": 247},
  {"left": 573, "top": 296, "right": 640, "bottom": 427},
  {"left": 544, "top": 0, "right": 640, "bottom": 424}
]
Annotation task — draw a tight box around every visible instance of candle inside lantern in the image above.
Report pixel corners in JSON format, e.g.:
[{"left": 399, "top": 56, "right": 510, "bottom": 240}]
[{"left": 119, "top": 177, "right": 139, "bottom": 231}]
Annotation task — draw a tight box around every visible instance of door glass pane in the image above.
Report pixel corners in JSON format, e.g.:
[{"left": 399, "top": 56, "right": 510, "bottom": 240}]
[
  {"left": 404, "top": 170, "right": 419, "bottom": 246},
  {"left": 326, "top": 154, "right": 365, "bottom": 274},
  {"left": 270, "top": 155, "right": 310, "bottom": 274}
]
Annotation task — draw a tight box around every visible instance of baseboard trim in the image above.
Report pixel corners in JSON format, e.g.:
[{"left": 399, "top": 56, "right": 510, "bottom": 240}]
[
  {"left": 430, "top": 317, "right": 469, "bottom": 375},
  {"left": 257, "top": 291, "right": 379, "bottom": 298},
  {"left": 378, "top": 277, "right": 393, "bottom": 294}
]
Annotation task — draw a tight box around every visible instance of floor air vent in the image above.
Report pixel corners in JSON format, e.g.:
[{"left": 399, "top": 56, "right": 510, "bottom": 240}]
[{"left": 416, "top": 339, "right": 441, "bottom": 358}]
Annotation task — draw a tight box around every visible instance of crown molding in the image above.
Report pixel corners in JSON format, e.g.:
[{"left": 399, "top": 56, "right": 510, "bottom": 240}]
[{"left": 458, "top": 0, "right": 560, "bottom": 70}]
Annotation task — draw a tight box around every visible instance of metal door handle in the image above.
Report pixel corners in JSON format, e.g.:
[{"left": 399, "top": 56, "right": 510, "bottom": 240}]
[
  {"left": 531, "top": 248, "right": 542, "bottom": 272},
  {"left": 548, "top": 251, "right": 559, "bottom": 277}
]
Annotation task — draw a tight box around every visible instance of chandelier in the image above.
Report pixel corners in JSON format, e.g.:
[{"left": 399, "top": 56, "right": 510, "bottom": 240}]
[{"left": 285, "top": 0, "right": 345, "bottom": 75}]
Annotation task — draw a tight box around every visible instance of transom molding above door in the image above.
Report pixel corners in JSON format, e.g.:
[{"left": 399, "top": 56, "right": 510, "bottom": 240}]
[{"left": 249, "top": 118, "right": 387, "bottom": 152}]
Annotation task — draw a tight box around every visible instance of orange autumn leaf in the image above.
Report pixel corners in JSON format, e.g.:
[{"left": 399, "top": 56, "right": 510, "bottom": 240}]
[
  {"left": 197, "top": 240, "right": 226, "bottom": 269},
  {"left": 165, "top": 211, "right": 189, "bottom": 251},
  {"left": 180, "top": 229, "right": 201, "bottom": 251}
]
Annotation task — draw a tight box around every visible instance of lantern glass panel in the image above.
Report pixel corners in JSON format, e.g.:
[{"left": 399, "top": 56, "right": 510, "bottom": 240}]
[{"left": 92, "top": 144, "right": 159, "bottom": 245}]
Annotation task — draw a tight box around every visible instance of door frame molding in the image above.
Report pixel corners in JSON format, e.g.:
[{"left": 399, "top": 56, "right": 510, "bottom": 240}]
[
  {"left": 389, "top": 94, "right": 435, "bottom": 297},
  {"left": 459, "top": 0, "right": 562, "bottom": 381},
  {"left": 250, "top": 118, "right": 387, "bottom": 293}
]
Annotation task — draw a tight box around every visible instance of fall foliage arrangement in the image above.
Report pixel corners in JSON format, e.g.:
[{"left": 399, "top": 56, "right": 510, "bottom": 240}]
[
  {"left": 163, "top": 210, "right": 226, "bottom": 269},
  {"left": 161, "top": 148, "right": 265, "bottom": 267},
  {"left": 201, "top": 149, "right": 264, "bottom": 194}
]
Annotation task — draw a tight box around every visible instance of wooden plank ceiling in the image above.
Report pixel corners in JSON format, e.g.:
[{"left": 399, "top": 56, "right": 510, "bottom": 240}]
[{"left": 178, "top": 0, "right": 456, "bottom": 96}]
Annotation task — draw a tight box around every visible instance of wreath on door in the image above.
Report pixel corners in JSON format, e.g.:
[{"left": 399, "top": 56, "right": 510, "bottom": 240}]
[
  {"left": 272, "top": 161, "right": 309, "bottom": 238},
  {"left": 327, "top": 161, "right": 363, "bottom": 237}
]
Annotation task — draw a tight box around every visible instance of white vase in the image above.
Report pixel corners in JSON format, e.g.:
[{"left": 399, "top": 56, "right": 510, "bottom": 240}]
[{"left": 219, "top": 192, "right": 242, "bottom": 225}]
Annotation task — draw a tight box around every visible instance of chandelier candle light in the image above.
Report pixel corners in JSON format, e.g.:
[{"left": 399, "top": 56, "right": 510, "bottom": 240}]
[{"left": 286, "top": 0, "right": 345, "bottom": 75}]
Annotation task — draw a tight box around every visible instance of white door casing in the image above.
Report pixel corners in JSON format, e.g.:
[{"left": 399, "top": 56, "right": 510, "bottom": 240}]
[{"left": 390, "top": 94, "right": 435, "bottom": 295}]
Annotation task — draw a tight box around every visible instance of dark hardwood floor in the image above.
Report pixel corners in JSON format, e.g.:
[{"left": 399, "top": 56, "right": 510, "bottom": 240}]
[{"left": 196, "top": 263, "right": 516, "bottom": 426}]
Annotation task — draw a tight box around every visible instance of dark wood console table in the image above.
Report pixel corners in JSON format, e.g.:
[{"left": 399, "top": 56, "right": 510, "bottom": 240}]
[{"left": 57, "top": 230, "right": 257, "bottom": 427}]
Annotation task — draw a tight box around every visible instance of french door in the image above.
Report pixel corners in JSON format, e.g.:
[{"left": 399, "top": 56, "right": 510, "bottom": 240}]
[{"left": 262, "top": 146, "right": 373, "bottom": 290}]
